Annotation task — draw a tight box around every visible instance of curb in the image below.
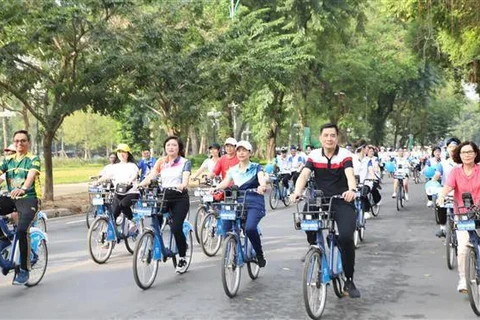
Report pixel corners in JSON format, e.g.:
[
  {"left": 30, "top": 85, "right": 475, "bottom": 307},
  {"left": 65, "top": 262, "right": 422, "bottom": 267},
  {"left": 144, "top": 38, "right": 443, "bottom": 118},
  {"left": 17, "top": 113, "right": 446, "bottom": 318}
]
[{"left": 41, "top": 208, "right": 79, "bottom": 219}]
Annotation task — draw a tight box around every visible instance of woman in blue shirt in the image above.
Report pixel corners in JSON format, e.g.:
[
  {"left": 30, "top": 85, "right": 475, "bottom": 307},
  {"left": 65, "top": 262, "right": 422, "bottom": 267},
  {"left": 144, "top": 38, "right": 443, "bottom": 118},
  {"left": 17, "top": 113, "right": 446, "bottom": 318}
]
[{"left": 212, "top": 140, "right": 268, "bottom": 267}]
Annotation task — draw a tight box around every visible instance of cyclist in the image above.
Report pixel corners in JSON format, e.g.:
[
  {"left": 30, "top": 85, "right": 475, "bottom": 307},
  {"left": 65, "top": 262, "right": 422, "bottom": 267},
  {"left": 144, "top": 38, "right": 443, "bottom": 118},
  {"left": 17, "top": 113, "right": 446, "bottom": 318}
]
[
  {"left": 96, "top": 144, "right": 139, "bottom": 232},
  {"left": 364, "top": 146, "right": 382, "bottom": 210},
  {"left": 288, "top": 146, "right": 305, "bottom": 187},
  {"left": 210, "top": 140, "right": 268, "bottom": 267},
  {"left": 392, "top": 148, "right": 410, "bottom": 201},
  {"left": 0, "top": 130, "right": 41, "bottom": 285},
  {"left": 99, "top": 152, "right": 119, "bottom": 177},
  {"left": 425, "top": 146, "right": 442, "bottom": 207},
  {"left": 138, "top": 149, "right": 157, "bottom": 181},
  {"left": 290, "top": 123, "right": 360, "bottom": 298},
  {"left": 191, "top": 143, "right": 221, "bottom": 181},
  {"left": 139, "top": 136, "right": 191, "bottom": 273},
  {"left": 208, "top": 137, "right": 239, "bottom": 180},
  {"left": 274, "top": 147, "right": 292, "bottom": 191},
  {"left": 437, "top": 141, "right": 480, "bottom": 293},
  {"left": 431, "top": 137, "right": 460, "bottom": 238}
]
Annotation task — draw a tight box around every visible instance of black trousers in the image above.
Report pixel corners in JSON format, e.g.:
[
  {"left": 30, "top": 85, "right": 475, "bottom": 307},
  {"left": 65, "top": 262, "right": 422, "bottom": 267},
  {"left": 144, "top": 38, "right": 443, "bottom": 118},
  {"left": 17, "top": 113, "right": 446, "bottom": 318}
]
[
  {"left": 279, "top": 173, "right": 291, "bottom": 188},
  {"left": 163, "top": 189, "right": 190, "bottom": 258},
  {"left": 306, "top": 199, "right": 356, "bottom": 279},
  {"left": 112, "top": 193, "right": 139, "bottom": 220},
  {"left": 0, "top": 196, "right": 38, "bottom": 270}
]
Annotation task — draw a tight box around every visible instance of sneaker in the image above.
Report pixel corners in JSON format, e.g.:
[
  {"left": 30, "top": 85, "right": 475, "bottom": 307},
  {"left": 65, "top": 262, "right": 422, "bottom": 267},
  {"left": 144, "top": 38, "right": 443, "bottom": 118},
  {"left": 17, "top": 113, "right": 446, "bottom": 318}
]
[
  {"left": 128, "top": 220, "right": 138, "bottom": 236},
  {"left": 427, "top": 200, "right": 433, "bottom": 208},
  {"left": 435, "top": 229, "right": 446, "bottom": 238},
  {"left": 12, "top": 269, "right": 29, "bottom": 285},
  {"left": 457, "top": 278, "right": 467, "bottom": 293},
  {"left": 404, "top": 193, "right": 409, "bottom": 201},
  {"left": 176, "top": 258, "right": 188, "bottom": 273},
  {"left": 391, "top": 193, "right": 397, "bottom": 198},
  {"left": 375, "top": 200, "right": 382, "bottom": 206},
  {"left": 257, "top": 254, "right": 267, "bottom": 268},
  {"left": 343, "top": 279, "right": 361, "bottom": 298},
  {"left": 364, "top": 212, "right": 373, "bottom": 220}
]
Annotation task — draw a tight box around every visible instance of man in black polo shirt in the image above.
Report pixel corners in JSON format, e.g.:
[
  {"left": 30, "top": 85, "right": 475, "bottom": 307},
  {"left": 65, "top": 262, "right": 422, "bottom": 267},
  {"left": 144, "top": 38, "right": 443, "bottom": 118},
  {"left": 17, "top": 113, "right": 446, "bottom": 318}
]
[{"left": 290, "top": 123, "right": 360, "bottom": 298}]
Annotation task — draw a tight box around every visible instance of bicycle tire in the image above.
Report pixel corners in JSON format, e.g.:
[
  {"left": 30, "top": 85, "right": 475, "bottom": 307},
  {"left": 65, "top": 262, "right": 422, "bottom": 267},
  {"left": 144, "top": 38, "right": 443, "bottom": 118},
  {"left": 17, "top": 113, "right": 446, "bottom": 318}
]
[
  {"left": 302, "top": 247, "right": 327, "bottom": 319},
  {"left": 359, "top": 226, "right": 365, "bottom": 242},
  {"left": 445, "top": 225, "right": 456, "bottom": 270},
  {"left": 132, "top": 230, "right": 158, "bottom": 290},
  {"left": 396, "top": 185, "right": 401, "bottom": 211},
  {"left": 194, "top": 206, "right": 207, "bottom": 244},
  {"left": 86, "top": 208, "right": 96, "bottom": 229},
  {"left": 221, "top": 235, "right": 241, "bottom": 298},
  {"left": 26, "top": 239, "right": 48, "bottom": 287},
  {"left": 125, "top": 218, "right": 143, "bottom": 254},
  {"left": 247, "top": 261, "right": 260, "bottom": 280},
  {"left": 354, "top": 229, "right": 359, "bottom": 249},
  {"left": 178, "top": 230, "right": 194, "bottom": 274},
  {"left": 88, "top": 217, "right": 114, "bottom": 264},
  {"left": 466, "top": 247, "right": 480, "bottom": 316},
  {"left": 37, "top": 217, "right": 47, "bottom": 233},
  {"left": 200, "top": 213, "right": 222, "bottom": 257},
  {"left": 269, "top": 186, "right": 279, "bottom": 210}
]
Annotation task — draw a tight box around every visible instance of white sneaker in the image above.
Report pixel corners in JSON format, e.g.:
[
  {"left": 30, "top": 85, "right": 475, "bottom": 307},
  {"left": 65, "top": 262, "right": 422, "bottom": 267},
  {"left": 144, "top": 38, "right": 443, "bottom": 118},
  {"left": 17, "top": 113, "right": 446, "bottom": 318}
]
[
  {"left": 457, "top": 278, "right": 467, "bottom": 293},
  {"left": 128, "top": 220, "right": 138, "bottom": 235},
  {"left": 427, "top": 200, "right": 433, "bottom": 207},
  {"left": 375, "top": 200, "right": 382, "bottom": 206},
  {"left": 176, "top": 258, "right": 188, "bottom": 274},
  {"left": 364, "top": 212, "right": 373, "bottom": 220},
  {"left": 391, "top": 193, "right": 397, "bottom": 198},
  {"left": 404, "top": 193, "right": 409, "bottom": 201}
]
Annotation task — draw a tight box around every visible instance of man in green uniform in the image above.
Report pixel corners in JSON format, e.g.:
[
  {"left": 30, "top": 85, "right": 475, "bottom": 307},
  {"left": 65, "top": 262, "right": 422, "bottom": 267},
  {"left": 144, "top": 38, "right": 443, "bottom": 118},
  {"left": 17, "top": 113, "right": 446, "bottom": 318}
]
[{"left": 0, "top": 130, "right": 41, "bottom": 285}]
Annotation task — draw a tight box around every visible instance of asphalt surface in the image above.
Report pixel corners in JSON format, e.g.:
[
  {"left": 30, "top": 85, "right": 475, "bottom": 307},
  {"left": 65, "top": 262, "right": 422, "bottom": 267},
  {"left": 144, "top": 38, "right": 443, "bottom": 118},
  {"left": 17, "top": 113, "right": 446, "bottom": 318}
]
[{"left": 0, "top": 178, "right": 478, "bottom": 319}]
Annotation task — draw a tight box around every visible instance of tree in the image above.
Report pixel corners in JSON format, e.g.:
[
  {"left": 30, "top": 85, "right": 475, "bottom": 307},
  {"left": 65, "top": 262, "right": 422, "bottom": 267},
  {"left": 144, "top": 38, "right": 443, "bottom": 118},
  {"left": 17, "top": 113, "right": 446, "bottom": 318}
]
[{"left": 0, "top": 1, "right": 134, "bottom": 200}]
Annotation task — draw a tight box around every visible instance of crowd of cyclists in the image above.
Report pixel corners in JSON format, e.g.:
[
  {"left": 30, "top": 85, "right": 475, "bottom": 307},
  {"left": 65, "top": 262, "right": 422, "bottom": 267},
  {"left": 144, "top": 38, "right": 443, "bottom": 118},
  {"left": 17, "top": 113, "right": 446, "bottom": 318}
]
[{"left": 2, "top": 124, "right": 480, "bottom": 317}]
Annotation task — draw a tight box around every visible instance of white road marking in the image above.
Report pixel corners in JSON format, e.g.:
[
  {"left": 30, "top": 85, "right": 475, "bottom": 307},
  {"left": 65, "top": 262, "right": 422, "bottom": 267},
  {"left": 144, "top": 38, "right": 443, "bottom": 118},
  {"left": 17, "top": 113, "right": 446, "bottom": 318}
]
[{"left": 66, "top": 220, "right": 85, "bottom": 225}]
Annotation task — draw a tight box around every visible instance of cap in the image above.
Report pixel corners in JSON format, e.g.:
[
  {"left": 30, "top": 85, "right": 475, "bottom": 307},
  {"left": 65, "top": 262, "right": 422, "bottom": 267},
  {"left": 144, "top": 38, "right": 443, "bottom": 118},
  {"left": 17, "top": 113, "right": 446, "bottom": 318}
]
[
  {"left": 280, "top": 147, "right": 288, "bottom": 153},
  {"left": 236, "top": 140, "right": 253, "bottom": 152},
  {"left": 116, "top": 143, "right": 131, "bottom": 153},
  {"left": 224, "top": 137, "right": 237, "bottom": 146},
  {"left": 3, "top": 144, "right": 15, "bottom": 152},
  {"left": 209, "top": 143, "right": 221, "bottom": 150}
]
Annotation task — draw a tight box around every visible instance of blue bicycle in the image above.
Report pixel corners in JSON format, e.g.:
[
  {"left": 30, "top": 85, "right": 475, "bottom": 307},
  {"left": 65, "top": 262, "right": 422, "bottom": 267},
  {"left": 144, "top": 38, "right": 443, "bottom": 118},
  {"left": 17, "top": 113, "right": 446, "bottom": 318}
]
[
  {"left": 0, "top": 215, "right": 48, "bottom": 286},
  {"left": 293, "top": 191, "right": 345, "bottom": 319},
  {"left": 455, "top": 192, "right": 480, "bottom": 316},
  {"left": 132, "top": 186, "right": 193, "bottom": 290},
  {"left": 442, "top": 195, "right": 457, "bottom": 270},
  {"left": 353, "top": 184, "right": 366, "bottom": 249},
  {"left": 87, "top": 188, "right": 144, "bottom": 263},
  {"left": 86, "top": 181, "right": 114, "bottom": 228},
  {"left": 269, "top": 172, "right": 292, "bottom": 209},
  {"left": 217, "top": 189, "right": 262, "bottom": 298}
]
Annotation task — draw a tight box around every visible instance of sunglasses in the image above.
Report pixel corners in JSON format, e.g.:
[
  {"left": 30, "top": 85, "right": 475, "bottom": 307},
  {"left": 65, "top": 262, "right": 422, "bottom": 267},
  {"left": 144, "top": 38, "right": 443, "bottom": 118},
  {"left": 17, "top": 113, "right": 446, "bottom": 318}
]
[{"left": 14, "top": 139, "right": 28, "bottom": 144}]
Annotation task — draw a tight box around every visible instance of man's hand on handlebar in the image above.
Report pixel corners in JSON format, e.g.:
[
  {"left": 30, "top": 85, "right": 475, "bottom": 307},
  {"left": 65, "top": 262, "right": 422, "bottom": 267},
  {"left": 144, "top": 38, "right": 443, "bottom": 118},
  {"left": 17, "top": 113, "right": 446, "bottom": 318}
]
[{"left": 342, "top": 190, "right": 356, "bottom": 202}]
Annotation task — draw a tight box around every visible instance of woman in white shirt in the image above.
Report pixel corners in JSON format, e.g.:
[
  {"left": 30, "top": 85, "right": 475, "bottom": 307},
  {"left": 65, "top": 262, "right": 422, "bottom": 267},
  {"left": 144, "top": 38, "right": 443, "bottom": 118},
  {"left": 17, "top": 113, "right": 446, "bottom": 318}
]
[
  {"left": 191, "top": 143, "right": 221, "bottom": 181},
  {"left": 139, "top": 136, "right": 191, "bottom": 273},
  {"left": 97, "top": 144, "right": 139, "bottom": 223}
]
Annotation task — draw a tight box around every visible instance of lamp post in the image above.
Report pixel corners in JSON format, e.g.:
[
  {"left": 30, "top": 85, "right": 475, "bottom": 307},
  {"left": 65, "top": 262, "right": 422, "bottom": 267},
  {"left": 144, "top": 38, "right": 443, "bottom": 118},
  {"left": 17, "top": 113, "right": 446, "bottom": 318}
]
[
  {"left": 0, "top": 109, "right": 15, "bottom": 149},
  {"left": 293, "top": 123, "right": 301, "bottom": 148},
  {"left": 242, "top": 124, "right": 251, "bottom": 142},
  {"left": 206, "top": 109, "right": 221, "bottom": 143}
]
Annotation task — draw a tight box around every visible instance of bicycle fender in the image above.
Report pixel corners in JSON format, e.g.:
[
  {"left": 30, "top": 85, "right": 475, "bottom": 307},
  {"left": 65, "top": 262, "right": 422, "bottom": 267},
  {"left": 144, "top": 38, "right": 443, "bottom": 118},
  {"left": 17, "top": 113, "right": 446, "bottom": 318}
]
[
  {"left": 30, "top": 227, "right": 48, "bottom": 251},
  {"left": 182, "top": 221, "right": 192, "bottom": 236},
  {"left": 37, "top": 211, "right": 48, "bottom": 221}
]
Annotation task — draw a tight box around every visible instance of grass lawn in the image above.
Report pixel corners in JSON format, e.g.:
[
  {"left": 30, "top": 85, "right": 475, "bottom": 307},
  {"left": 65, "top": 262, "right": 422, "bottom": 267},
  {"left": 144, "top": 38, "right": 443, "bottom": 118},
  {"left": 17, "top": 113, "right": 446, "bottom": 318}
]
[{"left": 40, "top": 164, "right": 104, "bottom": 185}]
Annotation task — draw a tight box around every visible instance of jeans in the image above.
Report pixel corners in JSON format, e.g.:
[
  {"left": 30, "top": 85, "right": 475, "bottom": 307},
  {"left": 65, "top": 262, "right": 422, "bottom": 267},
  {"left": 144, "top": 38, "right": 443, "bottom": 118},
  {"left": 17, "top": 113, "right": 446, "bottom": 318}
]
[{"left": 222, "top": 206, "right": 266, "bottom": 256}]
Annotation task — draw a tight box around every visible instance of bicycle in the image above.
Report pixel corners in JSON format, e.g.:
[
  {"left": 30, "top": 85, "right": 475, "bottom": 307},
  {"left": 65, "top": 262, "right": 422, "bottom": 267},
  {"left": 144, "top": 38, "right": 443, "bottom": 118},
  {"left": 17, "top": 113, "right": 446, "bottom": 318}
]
[
  {"left": 86, "top": 180, "right": 115, "bottom": 229},
  {"left": 132, "top": 185, "right": 193, "bottom": 290},
  {"left": 269, "top": 171, "right": 292, "bottom": 209},
  {"left": 394, "top": 171, "right": 406, "bottom": 211},
  {"left": 0, "top": 214, "right": 48, "bottom": 287},
  {"left": 454, "top": 193, "right": 480, "bottom": 316},
  {"left": 364, "top": 178, "right": 381, "bottom": 217},
  {"left": 199, "top": 203, "right": 223, "bottom": 257},
  {"left": 442, "top": 195, "right": 456, "bottom": 270},
  {"left": 192, "top": 176, "right": 219, "bottom": 244},
  {"left": 217, "top": 188, "right": 263, "bottom": 298},
  {"left": 87, "top": 187, "right": 145, "bottom": 264},
  {"left": 0, "top": 190, "right": 48, "bottom": 233},
  {"left": 293, "top": 191, "right": 345, "bottom": 319},
  {"left": 353, "top": 184, "right": 366, "bottom": 249}
]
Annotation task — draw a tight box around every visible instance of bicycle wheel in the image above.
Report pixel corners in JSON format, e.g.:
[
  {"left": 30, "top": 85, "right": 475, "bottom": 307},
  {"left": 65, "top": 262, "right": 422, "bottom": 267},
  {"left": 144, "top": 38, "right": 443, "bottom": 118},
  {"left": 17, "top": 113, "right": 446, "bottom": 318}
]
[
  {"left": 396, "top": 185, "right": 402, "bottom": 211},
  {"left": 194, "top": 206, "right": 207, "bottom": 244},
  {"left": 178, "top": 229, "right": 193, "bottom": 274},
  {"left": 88, "top": 217, "right": 114, "bottom": 264},
  {"left": 269, "top": 186, "right": 279, "bottom": 210},
  {"left": 36, "top": 217, "right": 47, "bottom": 233},
  {"left": 86, "top": 207, "right": 96, "bottom": 229},
  {"left": 133, "top": 230, "right": 158, "bottom": 290},
  {"left": 302, "top": 247, "right": 327, "bottom": 319},
  {"left": 359, "top": 226, "right": 365, "bottom": 242},
  {"left": 332, "top": 275, "right": 346, "bottom": 298},
  {"left": 445, "top": 225, "right": 456, "bottom": 270},
  {"left": 353, "top": 229, "right": 359, "bottom": 249},
  {"left": 370, "top": 194, "right": 380, "bottom": 217},
  {"left": 125, "top": 219, "right": 142, "bottom": 254},
  {"left": 466, "top": 246, "right": 480, "bottom": 316},
  {"left": 247, "top": 260, "right": 260, "bottom": 280},
  {"left": 221, "top": 235, "right": 241, "bottom": 298},
  {"left": 200, "top": 213, "right": 222, "bottom": 257},
  {"left": 282, "top": 185, "right": 291, "bottom": 207},
  {"left": 26, "top": 239, "right": 48, "bottom": 287}
]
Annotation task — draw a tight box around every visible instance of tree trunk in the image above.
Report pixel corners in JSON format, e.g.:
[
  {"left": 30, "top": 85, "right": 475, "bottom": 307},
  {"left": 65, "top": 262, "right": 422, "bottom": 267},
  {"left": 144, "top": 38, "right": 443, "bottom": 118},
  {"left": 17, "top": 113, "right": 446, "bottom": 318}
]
[
  {"left": 43, "top": 131, "right": 55, "bottom": 201},
  {"left": 189, "top": 127, "right": 199, "bottom": 155},
  {"left": 267, "top": 120, "right": 279, "bottom": 160},
  {"left": 369, "top": 91, "right": 396, "bottom": 145},
  {"left": 22, "top": 106, "right": 29, "bottom": 131}
]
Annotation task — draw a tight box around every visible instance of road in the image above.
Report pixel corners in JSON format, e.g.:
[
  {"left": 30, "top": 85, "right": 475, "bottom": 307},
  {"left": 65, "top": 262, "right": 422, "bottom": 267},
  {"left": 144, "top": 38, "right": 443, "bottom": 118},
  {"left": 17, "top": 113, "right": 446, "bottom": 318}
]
[{"left": 0, "top": 178, "right": 477, "bottom": 319}]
